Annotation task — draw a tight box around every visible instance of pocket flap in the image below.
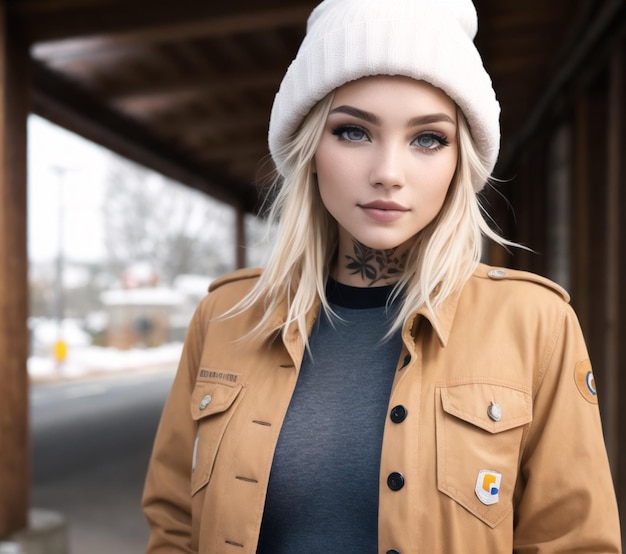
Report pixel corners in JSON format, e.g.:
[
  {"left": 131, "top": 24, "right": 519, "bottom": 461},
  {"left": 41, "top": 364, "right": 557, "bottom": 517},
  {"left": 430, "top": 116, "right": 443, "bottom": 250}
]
[
  {"left": 441, "top": 382, "right": 531, "bottom": 433},
  {"left": 190, "top": 381, "right": 243, "bottom": 421}
]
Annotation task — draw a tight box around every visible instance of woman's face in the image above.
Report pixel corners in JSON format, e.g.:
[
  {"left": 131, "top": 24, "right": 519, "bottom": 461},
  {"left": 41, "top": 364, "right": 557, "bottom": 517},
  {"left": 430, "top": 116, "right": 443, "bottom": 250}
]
[{"left": 314, "top": 75, "right": 458, "bottom": 255}]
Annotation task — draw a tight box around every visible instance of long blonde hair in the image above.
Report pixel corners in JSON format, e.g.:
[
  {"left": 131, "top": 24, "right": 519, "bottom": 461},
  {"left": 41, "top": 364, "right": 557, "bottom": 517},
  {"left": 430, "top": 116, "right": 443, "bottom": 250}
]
[{"left": 233, "top": 91, "right": 512, "bottom": 345}]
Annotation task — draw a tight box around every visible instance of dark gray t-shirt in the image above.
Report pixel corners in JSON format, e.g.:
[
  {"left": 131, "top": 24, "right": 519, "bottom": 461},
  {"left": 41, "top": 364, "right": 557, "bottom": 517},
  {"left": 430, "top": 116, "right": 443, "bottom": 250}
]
[{"left": 257, "top": 279, "right": 403, "bottom": 553}]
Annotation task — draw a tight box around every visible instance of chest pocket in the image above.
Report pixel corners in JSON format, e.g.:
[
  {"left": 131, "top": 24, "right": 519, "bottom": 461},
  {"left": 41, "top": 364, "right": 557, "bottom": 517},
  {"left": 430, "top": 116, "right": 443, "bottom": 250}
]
[
  {"left": 435, "top": 381, "right": 532, "bottom": 528},
  {"left": 190, "top": 380, "right": 245, "bottom": 496}
]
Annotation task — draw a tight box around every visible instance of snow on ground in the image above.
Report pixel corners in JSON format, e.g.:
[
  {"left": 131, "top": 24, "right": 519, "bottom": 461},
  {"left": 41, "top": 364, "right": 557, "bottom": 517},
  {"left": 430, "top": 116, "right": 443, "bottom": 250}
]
[
  {"left": 29, "top": 343, "right": 183, "bottom": 382},
  {"left": 28, "top": 317, "right": 183, "bottom": 382}
]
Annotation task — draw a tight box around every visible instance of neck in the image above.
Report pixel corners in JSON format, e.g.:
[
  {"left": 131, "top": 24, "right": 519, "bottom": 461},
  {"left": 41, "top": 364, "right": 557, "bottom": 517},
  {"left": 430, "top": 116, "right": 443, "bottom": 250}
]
[{"left": 334, "top": 239, "right": 408, "bottom": 287}]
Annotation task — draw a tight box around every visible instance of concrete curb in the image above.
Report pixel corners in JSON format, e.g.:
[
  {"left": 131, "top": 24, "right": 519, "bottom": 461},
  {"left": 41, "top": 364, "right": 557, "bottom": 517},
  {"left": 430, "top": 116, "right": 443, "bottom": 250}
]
[{"left": 6, "top": 509, "right": 67, "bottom": 554}]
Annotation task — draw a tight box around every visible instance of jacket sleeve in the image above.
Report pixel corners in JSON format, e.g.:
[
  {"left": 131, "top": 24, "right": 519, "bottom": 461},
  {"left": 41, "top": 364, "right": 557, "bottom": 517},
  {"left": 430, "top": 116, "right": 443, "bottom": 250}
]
[
  {"left": 142, "top": 299, "right": 207, "bottom": 553},
  {"left": 513, "top": 303, "right": 621, "bottom": 552}
]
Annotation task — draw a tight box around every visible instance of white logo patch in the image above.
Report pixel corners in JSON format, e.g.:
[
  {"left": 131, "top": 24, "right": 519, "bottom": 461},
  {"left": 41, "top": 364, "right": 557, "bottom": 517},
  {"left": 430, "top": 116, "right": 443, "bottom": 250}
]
[{"left": 475, "top": 470, "right": 502, "bottom": 505}]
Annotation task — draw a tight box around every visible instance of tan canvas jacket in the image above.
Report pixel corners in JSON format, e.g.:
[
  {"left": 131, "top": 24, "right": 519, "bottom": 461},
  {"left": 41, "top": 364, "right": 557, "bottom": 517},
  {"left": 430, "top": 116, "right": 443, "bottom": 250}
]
[{"left": 143, "top": 264, "right": 621, "bottom": 553}]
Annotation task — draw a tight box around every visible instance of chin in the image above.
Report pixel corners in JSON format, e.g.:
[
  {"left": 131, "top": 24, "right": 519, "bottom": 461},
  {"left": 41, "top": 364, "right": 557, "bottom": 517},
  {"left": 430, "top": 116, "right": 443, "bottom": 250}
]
[{"left": 357, "top": 237, "right": 409, "bottom": 251}]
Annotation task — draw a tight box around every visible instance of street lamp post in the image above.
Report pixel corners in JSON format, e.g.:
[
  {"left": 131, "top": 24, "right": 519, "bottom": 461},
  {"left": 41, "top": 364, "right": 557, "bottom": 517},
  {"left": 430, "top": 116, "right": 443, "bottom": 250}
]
[{"left": 49, "top": 165, "right": 75, "bottom": 371}]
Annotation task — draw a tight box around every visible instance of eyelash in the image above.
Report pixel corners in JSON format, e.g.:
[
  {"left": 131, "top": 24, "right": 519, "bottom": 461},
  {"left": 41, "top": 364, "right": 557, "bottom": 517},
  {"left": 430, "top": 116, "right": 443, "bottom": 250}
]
[
  {"left": 416, "top": 133, "right": 450, "bottom": 151},
  {"left": 330, "top": 125, "right": 450, "bottom": 151},
  {"left": 331, "top": 125, "right": 369, "bottom": 142}
]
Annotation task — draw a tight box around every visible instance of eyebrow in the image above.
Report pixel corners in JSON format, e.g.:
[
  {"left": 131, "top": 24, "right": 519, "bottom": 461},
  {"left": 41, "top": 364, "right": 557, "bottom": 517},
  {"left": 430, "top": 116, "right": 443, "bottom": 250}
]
[
  {"left": 329, "top": 105, "right": 380, "bottom": 124},
  {"left": 329, "top": 105, "right": 456, "bottom": 126}
]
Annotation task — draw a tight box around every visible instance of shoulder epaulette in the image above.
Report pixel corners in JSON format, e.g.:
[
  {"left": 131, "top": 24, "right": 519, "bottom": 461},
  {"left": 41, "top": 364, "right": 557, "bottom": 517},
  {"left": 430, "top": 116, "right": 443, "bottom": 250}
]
[
  {"left": 208, "top": 268, "right": 263, "bottom": 293},
  {"left": 476, "top": 265, "right": 570, "bottom": 302}
]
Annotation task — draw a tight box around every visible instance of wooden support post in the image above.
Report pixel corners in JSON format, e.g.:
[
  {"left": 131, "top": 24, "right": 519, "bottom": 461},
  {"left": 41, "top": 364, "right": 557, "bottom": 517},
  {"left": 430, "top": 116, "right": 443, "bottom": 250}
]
[
  {"left": 235, "top": 206, "right": 246, "bottom": 269},
  {"left": 605, "top": 38, "right": 623, "bottom": 474},
  {"left": 571, "top": 94, "right": 591, "bottom": 332},
  {"left": 0, "top": 0, "right": 30, "bottom": 537},
  {"left": 545, "top": 125, "right": 571, "bottom": 290},
  {"left": 619, "top": 70, "right": 626, "bottom": 554},
  {"left": 608, "top": 38, "right": 626, "bottom": 540}
]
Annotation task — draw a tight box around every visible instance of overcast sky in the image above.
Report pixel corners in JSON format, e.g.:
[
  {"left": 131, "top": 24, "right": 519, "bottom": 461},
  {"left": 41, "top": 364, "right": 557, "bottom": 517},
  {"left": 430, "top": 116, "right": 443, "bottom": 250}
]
[{"left": 28, "top": 115, "right": 108, "bottom": 263}]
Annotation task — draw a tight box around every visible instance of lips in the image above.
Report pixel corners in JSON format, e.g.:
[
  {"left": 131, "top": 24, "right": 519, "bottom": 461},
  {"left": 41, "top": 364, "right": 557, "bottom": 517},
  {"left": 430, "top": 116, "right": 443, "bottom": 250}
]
[
  {"left": 359, "top": 200, "right": 409, "bottom": 222},
  {"left": 360, "top": 200, "right": 409, "bottom": 211}
]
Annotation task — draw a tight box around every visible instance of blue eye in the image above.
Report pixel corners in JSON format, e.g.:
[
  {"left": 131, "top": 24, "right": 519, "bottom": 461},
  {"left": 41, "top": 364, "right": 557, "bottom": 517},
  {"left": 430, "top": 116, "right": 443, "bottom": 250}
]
[
  {"left": 414, "top": 133, "right": 449, "bottom": 150},
  {"left": 331, "top": 125, "right": 370, "bottom": 142}
]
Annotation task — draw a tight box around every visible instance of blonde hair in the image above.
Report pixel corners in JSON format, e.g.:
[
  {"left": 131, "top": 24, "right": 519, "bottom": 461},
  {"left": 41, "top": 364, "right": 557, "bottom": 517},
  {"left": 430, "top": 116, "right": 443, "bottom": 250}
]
[{"left": 233, "top": 92, "right": 512, "bottom": 346}]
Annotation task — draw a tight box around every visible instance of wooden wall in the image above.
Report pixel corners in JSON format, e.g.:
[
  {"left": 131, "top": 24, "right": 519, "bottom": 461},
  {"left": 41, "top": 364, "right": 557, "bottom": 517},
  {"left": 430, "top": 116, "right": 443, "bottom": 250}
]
[{"left": 487, "top": 28, "right": 626, "bottom": 543}]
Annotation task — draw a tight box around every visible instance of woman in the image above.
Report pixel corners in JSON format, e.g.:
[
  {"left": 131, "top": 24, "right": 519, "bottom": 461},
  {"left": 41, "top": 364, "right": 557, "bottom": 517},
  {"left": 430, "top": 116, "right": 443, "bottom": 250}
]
[{"left": 143, "top": 0, "right": 621, "bottom": 552}]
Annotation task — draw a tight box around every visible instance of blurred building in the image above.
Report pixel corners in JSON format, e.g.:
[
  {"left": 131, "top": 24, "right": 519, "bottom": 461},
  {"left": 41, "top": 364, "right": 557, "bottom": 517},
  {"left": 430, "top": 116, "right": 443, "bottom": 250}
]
[
  {"left": 100, "top": 287, "right": 183, "bottom": 349},
  {"left": 100, "top": 265, "right": 212, "bottom": 349}
]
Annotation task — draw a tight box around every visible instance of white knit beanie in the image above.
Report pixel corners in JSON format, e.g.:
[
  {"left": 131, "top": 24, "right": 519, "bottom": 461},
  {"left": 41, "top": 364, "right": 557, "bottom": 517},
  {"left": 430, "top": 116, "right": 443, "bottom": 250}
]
[{"left": 268, "top": 0, "right": 500, "bottom": 191}]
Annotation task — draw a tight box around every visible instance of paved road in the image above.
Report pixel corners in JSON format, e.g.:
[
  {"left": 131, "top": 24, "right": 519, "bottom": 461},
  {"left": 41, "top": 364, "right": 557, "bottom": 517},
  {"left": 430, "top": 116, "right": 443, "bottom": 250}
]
[{"left": 31, "top": 367, "right": 176, "bottom": 554}]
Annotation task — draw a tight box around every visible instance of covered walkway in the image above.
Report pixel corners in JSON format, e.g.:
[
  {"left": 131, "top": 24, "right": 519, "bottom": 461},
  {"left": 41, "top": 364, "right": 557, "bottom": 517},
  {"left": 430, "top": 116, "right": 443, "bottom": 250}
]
[{"left": 1, "top": 0, "right": 626, "bottom": 547}]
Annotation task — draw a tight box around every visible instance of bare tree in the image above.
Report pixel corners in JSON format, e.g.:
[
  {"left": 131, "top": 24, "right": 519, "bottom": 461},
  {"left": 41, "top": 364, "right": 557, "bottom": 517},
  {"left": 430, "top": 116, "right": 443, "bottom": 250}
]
[{"left": 102, "top": 157, "right": 235, "bottom": 283}]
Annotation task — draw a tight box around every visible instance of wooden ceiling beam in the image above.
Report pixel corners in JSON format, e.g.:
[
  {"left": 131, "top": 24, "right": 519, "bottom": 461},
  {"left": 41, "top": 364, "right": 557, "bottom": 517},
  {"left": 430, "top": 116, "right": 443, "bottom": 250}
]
[
  {"left": 29, "top": 5, "right": 311, "bottom": 61},
  {"left": 170, "top": 112, "right": 269, "bottom": 141},
  {"left": 200, "top": 141, "right": 268, "bottom": 162},
  {"left": 109, "top": 69, "right": 284, "bottom": 104},
  {"left": 13, "top": 0, "right": 315, "bottom": 42},
  {"left": 32, "top": 61, "right": 259, "bottom": 212}
]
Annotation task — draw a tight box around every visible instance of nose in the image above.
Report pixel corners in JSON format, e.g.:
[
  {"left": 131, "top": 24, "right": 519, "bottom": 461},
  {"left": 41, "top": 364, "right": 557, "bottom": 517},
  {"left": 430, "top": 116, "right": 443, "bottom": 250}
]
[{"left": 369, "top": 142, "right": 405, "bottom": 189}]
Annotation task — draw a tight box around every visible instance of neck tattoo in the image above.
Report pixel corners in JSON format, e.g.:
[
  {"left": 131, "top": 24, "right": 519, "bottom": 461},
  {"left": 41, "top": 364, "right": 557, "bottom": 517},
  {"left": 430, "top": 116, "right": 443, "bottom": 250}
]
[{"left": 344, "top": 240, "right": 408, "bottom": 286}]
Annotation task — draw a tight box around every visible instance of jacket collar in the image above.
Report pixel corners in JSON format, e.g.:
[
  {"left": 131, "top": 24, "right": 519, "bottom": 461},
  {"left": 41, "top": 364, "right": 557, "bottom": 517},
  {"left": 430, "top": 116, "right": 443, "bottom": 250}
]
[
  {"left": 270, "top": 280, "right": 463, "bottom": 352},
  {"left": 267, "top": 295, "right": 321, "bottom": 371},
  {"left": 413, "top": 283, "right": 463, "bottom": 347}
]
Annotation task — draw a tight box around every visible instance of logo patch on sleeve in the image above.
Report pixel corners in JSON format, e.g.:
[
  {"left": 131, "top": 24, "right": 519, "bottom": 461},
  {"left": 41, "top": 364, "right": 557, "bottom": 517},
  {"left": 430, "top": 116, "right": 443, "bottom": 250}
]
[{"left": 574, "top": 359, "right": 598, "bottom": 404}]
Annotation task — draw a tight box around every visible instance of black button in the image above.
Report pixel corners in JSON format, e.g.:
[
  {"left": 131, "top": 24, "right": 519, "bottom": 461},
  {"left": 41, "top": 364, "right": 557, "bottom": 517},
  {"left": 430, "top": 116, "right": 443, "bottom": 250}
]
[
  {"left": 387, "top": 472, "right": 405, "bottom": 491},
  {"left": 390, "top": 405, "right": 408, "bottom": 423},
  {"left": 401, "top": 354, "right": 411, "bottom": 367}
]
